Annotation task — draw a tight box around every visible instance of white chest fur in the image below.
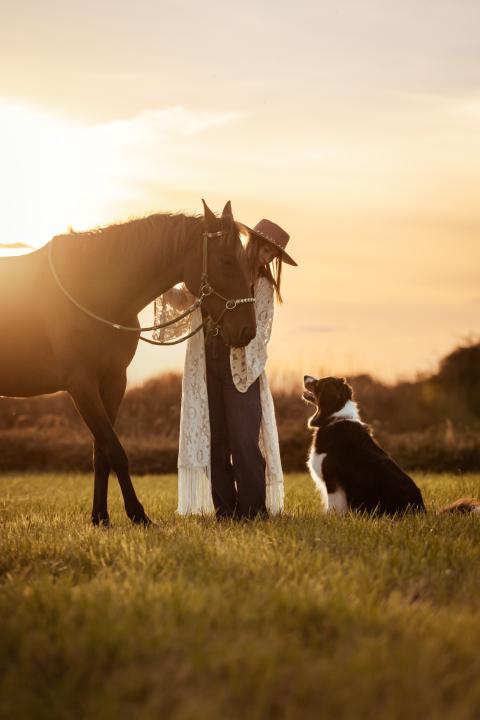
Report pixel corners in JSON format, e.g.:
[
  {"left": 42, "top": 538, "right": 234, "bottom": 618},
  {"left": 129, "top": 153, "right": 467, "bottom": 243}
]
[
  {"left": 307, "top": 450, "right": 348, "bottom": 514},
  {"left": 307, "top": 450, "right": 328, "bottom": 510}
]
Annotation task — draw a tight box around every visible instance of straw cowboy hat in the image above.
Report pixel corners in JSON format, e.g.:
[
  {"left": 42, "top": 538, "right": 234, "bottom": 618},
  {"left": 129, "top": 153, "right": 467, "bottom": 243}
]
[{"left": 241, "top": 218, "right": 297, "bottom": 266}]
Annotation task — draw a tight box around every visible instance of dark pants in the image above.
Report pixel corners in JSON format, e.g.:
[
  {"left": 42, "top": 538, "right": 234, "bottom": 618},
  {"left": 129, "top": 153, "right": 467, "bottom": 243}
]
[{"left": 205, "top": 335, "right": 267, "bottom": 520}]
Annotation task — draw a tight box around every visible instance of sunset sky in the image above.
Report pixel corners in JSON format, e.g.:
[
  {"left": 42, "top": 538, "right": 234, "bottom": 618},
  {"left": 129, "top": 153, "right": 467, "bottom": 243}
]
[{"left": 1, "top": 0, "right": 479, "bottom": 384}]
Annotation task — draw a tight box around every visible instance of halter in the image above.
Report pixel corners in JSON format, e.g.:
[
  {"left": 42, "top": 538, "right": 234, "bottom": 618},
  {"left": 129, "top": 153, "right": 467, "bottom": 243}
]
[{"left": 48, "top": 227, "right": 255, "bottom": 346}]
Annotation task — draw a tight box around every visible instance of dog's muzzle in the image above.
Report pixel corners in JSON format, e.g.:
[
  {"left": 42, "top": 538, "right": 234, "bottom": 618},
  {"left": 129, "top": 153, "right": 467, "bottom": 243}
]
[{"left": 303, "top": 375, "right": 317, "bottom": 403}]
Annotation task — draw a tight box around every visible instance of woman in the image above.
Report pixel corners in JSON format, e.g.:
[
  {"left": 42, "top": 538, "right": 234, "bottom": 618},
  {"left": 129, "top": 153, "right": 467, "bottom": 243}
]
[{"left": 158, "top": 218, "right": 297, "bottom": 519}]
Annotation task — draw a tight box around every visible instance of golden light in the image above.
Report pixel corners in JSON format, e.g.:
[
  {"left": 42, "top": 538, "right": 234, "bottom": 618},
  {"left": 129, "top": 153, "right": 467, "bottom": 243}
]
[{"left": 0, "top": 101, "right": 127, "bottom": 255}]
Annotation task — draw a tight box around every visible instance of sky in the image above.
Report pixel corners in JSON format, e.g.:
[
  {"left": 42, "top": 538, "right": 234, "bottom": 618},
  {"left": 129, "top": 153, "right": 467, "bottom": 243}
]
[{"left": 1, "top": 0, "right": 479, "bottom": 384}]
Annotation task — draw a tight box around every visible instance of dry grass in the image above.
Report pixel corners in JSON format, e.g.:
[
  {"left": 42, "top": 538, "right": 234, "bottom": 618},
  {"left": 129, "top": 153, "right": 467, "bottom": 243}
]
[{"left": 1, "top": 472, "right": 480, "bottom": 719}]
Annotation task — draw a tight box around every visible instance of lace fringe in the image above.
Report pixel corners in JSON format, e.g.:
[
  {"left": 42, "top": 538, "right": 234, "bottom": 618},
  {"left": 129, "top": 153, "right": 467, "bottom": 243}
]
[
  {"left": 177, "top": 467, "right": 215, "bottom": 516},
  {"left": 178, "top": 468, "right": 284, "bottom": 516},
  {"left": 266, "top": 475, "right": 284, "bottom": 515}
]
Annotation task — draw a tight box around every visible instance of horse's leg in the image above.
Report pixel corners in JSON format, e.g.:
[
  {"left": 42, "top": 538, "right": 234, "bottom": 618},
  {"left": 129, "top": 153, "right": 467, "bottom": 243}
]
[
  {"left": 69, "top": 374, "right": 151, "bottom": 525},
  {"left": 92, "top": 440, "right": 110, "bottom": 526},
  {"left": 91, "top": 371, "right": 127, "bottom": 526}
]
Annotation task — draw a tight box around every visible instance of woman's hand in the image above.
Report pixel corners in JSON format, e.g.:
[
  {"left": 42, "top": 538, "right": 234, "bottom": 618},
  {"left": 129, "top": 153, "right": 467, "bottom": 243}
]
[{"left": 163, "top": 284, "right": 196, "bottom": 311}]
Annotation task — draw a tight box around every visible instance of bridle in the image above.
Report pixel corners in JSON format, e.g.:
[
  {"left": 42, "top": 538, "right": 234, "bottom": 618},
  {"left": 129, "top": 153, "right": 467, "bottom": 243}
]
[{"left": 48, "top": 227, "right": 255, "bottom": 346}]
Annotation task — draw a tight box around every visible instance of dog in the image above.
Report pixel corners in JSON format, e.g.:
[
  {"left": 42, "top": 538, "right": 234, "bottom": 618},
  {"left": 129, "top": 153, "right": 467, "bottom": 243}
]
[{"left": 303, "top": 375, "right": 426, "bottom": 516}]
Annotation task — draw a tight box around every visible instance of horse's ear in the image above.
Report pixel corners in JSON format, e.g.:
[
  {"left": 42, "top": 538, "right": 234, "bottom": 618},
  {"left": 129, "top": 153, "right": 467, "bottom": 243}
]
[
  {"left": 221, "top": 201, "right": 233, "bottom": 218},
  {"left": 202, "top": 199, "right": 216, "bottom": 224}
]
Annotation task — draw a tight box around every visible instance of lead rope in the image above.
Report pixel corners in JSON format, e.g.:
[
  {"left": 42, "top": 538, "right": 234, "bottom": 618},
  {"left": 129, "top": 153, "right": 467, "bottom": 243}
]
[
  {"left": 48, "top": 240, "right": 202, "bottom": 334},
  {"left": 48, "top": 229, "right": 254, "bottom": 347}
]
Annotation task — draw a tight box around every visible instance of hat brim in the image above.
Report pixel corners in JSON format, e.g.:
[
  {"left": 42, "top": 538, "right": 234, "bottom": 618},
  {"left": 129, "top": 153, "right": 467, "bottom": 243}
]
[{"left": 238, "top": 224, "right": 298, "bottom": 266}]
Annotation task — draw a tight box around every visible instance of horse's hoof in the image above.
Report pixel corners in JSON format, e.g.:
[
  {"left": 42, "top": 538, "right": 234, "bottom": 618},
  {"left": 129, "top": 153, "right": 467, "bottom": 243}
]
[
  {"left": 129, "top": 511, "right": 155, "bottom": 527},
  {"left": 144, "top": 517, "right": 159, "bottom": 528},
  {"left": 92, "top": 514, "right": 110, "bottom": 527}
]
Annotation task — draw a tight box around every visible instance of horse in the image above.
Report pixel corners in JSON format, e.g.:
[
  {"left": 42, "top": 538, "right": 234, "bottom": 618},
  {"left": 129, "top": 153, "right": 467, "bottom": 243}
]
[{"left": 0, "top": 200, "right": 256, "bottom": 526}]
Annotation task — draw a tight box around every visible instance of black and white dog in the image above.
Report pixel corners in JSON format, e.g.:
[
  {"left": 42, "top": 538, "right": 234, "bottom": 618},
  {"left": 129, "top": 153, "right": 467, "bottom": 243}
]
[{"left": 303, "top": 375, "right": 425, "bottom": 516}]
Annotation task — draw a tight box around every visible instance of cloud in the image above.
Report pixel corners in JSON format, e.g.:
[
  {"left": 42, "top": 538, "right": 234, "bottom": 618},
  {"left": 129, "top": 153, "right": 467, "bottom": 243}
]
[
  {"left": 0, "top": 101, "right": 245, "bottom": 246},
  {"left": 0, "top": 242, "right": 32, "bottom": 249},
  {"left": 85, "top": 106, "right": 244, "bottom": 145},
  {"left": 66, "top": 105, "right": 246, "bottom": 196}
]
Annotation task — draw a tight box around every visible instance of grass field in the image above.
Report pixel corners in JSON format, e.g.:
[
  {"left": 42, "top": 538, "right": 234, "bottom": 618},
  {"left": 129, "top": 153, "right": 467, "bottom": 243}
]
[{"left": 1, "top": 472, "right": 480, "bottom": 720}]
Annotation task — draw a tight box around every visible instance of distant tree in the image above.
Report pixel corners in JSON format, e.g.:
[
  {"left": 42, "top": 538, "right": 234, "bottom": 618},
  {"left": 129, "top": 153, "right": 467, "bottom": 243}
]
[{"left": 437, "top": 341, "right": 480, "bottom": 418}]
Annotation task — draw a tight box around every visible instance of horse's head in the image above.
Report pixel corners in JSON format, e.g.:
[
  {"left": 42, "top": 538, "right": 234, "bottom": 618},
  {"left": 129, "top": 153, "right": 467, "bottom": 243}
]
[{"left": 184, "top": 200, "right": 256, "bottom": 348}]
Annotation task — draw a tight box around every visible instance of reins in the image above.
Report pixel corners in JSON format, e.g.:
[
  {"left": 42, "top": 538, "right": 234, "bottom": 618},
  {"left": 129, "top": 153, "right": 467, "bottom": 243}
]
[{"left": 48, "top": 228, "right": 255, "bottom": 346}]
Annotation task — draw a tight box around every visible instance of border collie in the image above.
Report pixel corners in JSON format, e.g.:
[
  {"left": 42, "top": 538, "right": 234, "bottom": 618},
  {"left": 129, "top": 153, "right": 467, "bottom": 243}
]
[{"left": 303, "top": 375, "right": 425, "bottom": 516}]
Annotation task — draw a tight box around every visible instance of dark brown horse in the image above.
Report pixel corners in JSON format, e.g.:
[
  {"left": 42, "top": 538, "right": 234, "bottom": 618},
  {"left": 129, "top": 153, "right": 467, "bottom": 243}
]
[{"left": 0, "top": 200, "right": 255, "bottom": 525}]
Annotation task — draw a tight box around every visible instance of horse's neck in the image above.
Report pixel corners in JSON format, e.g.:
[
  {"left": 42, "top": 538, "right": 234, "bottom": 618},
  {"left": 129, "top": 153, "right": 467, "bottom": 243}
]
[
  {"left": 124, "top": 216, "right": 199, "bottom": 313},
  {"left": 61, "top": 215, "right": 200, "bottom": 318}
]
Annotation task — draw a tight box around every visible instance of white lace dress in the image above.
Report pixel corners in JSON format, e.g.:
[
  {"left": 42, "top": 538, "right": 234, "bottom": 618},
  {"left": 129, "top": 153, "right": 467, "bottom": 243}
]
[{"left": 160, "top": 276, "right": 284, "bottom": 515}]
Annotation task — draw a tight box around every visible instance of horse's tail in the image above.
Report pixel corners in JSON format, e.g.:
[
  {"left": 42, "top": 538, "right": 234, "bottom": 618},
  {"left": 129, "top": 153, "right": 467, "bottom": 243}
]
[{"left": 438, "top": 497, "right": 480, "bottom": 514}]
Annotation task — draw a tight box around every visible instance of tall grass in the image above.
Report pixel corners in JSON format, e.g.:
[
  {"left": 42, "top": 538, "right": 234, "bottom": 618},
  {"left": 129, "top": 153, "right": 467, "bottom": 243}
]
[{"left": 1, "top": 472, "right": 479, "bottom": 719}]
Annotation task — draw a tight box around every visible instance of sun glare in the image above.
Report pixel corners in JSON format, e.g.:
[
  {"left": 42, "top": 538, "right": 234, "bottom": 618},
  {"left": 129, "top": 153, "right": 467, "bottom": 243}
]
[{"left": 0, "top": 102, "right": 127, "bottom": 254}]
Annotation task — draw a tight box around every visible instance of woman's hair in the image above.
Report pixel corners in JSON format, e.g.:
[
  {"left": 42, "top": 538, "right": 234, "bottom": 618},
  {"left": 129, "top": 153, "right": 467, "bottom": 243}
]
[{"left": 245, "top": 234, "right": 283, "bottom": 304}]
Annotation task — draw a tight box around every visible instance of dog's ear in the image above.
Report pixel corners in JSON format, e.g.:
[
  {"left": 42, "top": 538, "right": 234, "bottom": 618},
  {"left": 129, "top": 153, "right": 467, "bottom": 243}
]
[
  {"left": 342, "top": 378, "right": 353, "bottom": 400},
  {"left": 340, "top": 379, "right": 353, "bottom": 402}
]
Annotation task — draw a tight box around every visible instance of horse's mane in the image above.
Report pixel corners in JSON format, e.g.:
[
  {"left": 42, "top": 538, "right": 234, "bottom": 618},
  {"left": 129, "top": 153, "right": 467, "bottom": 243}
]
[
  {"left": 53, "top": 212, "right": 243, "bottom": 267},
  {"left": 54, "top": 213, "right": 200, "bottom": 265}
]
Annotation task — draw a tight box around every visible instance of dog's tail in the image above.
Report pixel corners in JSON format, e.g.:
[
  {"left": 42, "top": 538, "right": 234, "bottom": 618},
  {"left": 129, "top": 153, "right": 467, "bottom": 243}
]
[{"left": 438, "top": 497, "right": 480, "bottom": 514}]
